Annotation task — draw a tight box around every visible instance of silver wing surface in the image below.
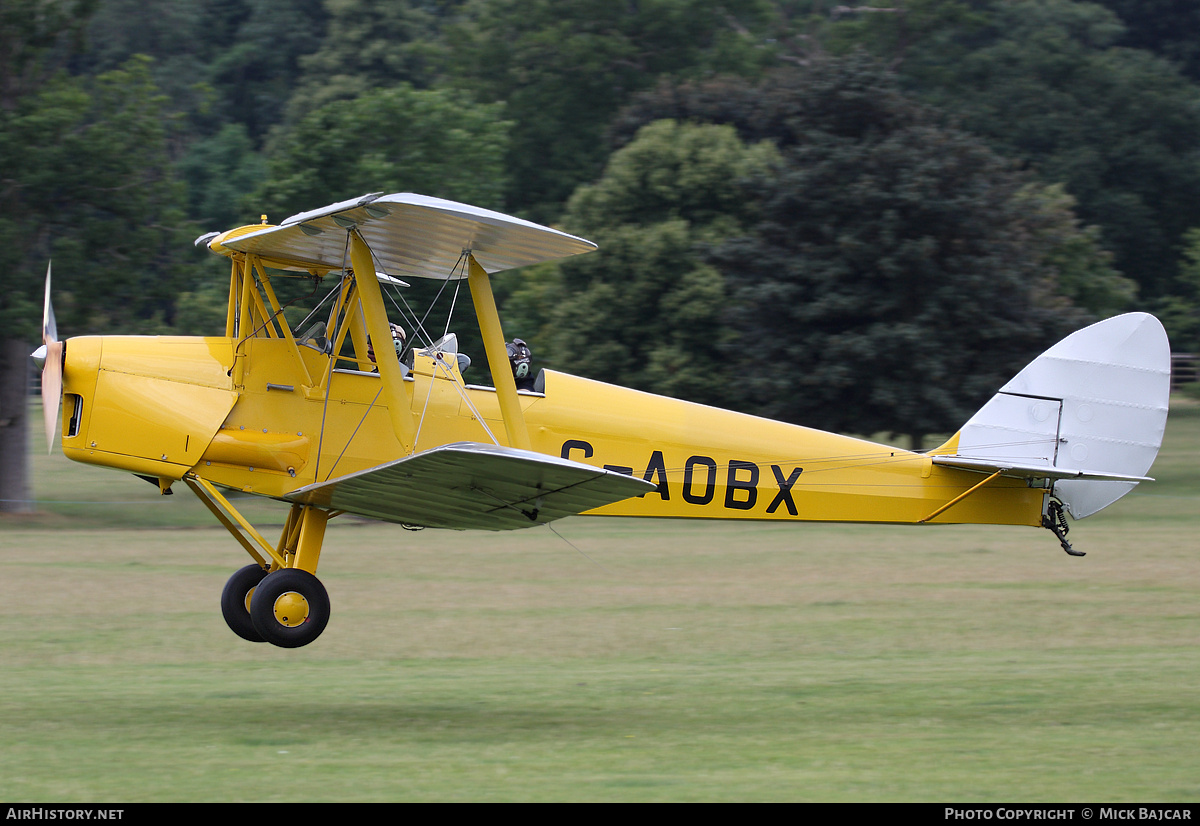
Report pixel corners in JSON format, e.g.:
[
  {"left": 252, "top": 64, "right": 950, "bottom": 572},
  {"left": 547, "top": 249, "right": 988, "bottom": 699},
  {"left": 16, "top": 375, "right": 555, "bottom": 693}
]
[
  {"left": 285, "top": 442, "right": 656, "bottom": 530},
  {"left": 214, "top": 192, "right": 596, "bottom": 280}
]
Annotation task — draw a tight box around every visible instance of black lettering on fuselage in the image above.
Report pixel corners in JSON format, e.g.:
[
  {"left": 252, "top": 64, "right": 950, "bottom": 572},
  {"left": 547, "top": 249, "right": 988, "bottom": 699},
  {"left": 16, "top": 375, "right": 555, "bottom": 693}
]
[
  {"left": 725, "top": 459, "right": 759, "bottom": 510},
  {"left": 682, "top": 455, "right": 717, "bottom": 505},
  {"left": 641, "top": 450, "right": 670, "bottom": 500},
  {"left": 766, "top": 465, "right": 803, "bottom": 515},
  {"left": 561, "top": 439, "right": 593, "bottom": 461},
  {"left": 559, "top": 440, "right": 803, "bottom": 514}
]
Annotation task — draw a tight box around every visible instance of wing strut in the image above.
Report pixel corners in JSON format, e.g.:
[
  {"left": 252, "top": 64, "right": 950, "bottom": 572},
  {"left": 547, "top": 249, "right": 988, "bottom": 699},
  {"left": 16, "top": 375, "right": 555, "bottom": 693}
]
[
  {"left": 349, "top": 229, "right": 418, "bottom": 452},
  {"left": 466, "top": 254, "right": 531, "bottom": 450}
]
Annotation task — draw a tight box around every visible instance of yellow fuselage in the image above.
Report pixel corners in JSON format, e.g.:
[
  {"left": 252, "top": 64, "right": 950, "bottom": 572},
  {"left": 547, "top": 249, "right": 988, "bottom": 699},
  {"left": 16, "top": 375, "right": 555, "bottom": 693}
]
[{"left": 58, "top": 333, "right": 1044, "bottom": 528}]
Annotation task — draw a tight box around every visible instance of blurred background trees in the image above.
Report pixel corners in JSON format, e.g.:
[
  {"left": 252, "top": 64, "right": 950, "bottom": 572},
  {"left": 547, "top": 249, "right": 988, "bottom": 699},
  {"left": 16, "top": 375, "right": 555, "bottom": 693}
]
[
  {"left": 598, "top": 55, "right": 1118, "bottom": 447},
  {"left": 4, "top": 0, "right": 1200, "bottom": 499}
]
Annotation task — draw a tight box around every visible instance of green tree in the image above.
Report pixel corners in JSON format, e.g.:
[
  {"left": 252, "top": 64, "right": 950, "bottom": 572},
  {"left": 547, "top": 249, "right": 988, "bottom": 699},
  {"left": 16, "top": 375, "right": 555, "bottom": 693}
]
[
  {"left": 1093, "top": 0, "right": 1200, "bottom": 82},
  {"left": 693, "top": 57, "right": 1096, "bottom": 448},
  {"left": 1, "top": 50, "right": 191, "bottom": 511},
  {"left": 825, "top": 0, "right": 1200, "bottom": 303},
  {"left": 537, "top": 120, "right": 779, "bottom": 406},
  {"left": 178, "top": 123, "right": 267, "bottom": 231},
  {"left": 76, "top": 0, "right": 213, "bottom": 133},
  {"left": 281, "top": 0, "right": 445, "bottom": 125},
  {"left": 1013, "top": 182, "right": 1135, "bottom": 318},
  {"left": 0, "top": 0, "right": 96, "bottom": 111},
  {"left": 204, "top": 0, "right": 329, "bottom": 143},
  {"left": 254, "top": 83, "right": 511, "bottom": 221},
  {"left": 5, "top": 59, "right": 193, "bottom": 334},
  {"left": 0, "top": 0, "right": 94, "bottom": 512},
  {"left": 80, "top": 0, "right": 328, "bottom": 144},
  {"left": 1152, "top": 227, "right": 1200, "bottom": 353},
  {"left": 445, "top": 0, "right": 779, "bottom": 221}
]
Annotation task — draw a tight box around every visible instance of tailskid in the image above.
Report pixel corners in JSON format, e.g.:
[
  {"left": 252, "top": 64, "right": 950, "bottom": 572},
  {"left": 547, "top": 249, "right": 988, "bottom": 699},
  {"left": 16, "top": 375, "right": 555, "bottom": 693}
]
[{"left": 1042, "top": 498, "right": 1084, "bottom": 556}]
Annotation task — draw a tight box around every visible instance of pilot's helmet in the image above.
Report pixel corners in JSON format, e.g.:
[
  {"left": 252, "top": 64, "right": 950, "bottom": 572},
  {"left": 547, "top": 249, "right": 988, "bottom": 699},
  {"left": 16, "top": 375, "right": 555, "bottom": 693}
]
[
  {"left": 389, "top": 323, "right": 406, "bottom": 357},
  {"left": 506, "top": 338, "right": 531, "bottom": 379}
]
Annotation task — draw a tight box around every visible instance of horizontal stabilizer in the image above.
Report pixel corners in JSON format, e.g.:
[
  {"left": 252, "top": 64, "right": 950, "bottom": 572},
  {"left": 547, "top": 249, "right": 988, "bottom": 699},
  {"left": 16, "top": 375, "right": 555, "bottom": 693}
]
[
  {"left": 286, "top": 442, "right": 655, "bottom": 531},
  {"left": 931, "top": 455, "right": 1153, "bottom": 483}
]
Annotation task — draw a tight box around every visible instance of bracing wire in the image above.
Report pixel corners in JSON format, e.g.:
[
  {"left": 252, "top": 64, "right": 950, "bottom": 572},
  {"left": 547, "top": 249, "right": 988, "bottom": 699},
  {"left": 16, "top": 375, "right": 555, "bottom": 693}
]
[
  {"left": 323, "top": 383, "right": 385, "bottom": 482},
  {"left": 292, "top": 279, "right": 346, "bottom": 334},
  {"left": 411, "top": 252, "right": 469, "bottom": 349},
  {"left": 428, "top": 352, "right": 500, "bottom": 446},
  {"left": 547, "top": 522, "right": 613, "bottom": 573},
  {"left": 312, "top": 232, "right": 354, "bottom": 482},
  {"left": 442, "top": 277, "right": 464, "bottom": 343}
]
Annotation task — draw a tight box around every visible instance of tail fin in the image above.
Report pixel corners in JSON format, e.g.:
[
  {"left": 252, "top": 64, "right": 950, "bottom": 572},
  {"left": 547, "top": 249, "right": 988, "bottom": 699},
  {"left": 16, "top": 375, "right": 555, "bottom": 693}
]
[{"left": 932, "top": 313, "right": 1171, "bottom": 519}]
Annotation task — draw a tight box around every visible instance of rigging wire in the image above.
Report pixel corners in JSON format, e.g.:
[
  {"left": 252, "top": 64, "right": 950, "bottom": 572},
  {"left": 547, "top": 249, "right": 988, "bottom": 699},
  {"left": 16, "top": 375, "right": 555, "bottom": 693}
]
[
  {"left": 292, "top": 278, "right": 346, "bottom": 335},
  {"left": 312, "top": 232, "right": 354, "bottom": 482},
  {"left": 427, "top": 351, "right": 500, "bottom": 446},
  {"left": 441, "top": 276, "right": 464, "bottom": 343},
  {"left": 547, "top": 522, "right": 613, "bottom": 574},
  {"left": 323, "top": 383, "right": 385, "bottom": 482},
  {"left": 410, "top": 251, "right": 469, "bottom": 349},
  {"left": 235, "top": 270, "right": 323, "bottom": 348}
]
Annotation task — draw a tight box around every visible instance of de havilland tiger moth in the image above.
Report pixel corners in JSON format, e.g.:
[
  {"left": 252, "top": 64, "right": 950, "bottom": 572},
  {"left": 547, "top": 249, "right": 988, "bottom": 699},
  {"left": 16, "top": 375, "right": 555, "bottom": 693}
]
[{"left": 30, "top": 192, "right": 1171, "bottom": 647}]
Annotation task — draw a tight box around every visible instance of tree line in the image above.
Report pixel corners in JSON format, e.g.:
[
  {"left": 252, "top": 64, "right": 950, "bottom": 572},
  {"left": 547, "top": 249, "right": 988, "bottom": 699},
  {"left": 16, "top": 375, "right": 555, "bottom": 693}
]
[{"left": 3, "top": 0, "right": 1200, "bottom": 510}]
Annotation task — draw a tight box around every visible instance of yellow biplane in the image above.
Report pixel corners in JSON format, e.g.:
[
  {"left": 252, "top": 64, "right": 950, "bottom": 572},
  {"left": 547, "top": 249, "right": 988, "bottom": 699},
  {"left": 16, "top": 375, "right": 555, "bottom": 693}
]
[{"left": 31, "top": 193, "right": 1171, "bottom": 648}]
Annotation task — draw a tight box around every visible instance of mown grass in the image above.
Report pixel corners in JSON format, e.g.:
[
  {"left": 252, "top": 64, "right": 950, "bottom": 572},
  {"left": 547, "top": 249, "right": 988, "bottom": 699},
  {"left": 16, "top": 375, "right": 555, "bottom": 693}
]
[{"left": 1, "top": 399, "right": 1198, "bottom": 801}]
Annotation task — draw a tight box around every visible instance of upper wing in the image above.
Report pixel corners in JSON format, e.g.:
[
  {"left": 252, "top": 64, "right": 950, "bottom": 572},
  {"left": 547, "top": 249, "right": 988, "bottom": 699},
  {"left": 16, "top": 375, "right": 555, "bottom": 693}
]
[
  {"left": 285, "top": 442, "right": 656, "bottom": 531},
  {"left": 211, "top": 192, "right": 597, "bottom": 280}
]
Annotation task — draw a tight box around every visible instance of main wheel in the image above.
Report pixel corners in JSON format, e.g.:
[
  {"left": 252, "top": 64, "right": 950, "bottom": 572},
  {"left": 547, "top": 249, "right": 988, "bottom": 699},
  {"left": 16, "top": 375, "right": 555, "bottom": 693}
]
[
  {"left": 220, "top": 564, "right": 269, "bottom": 643},
  {"left": 249, "top": 568, "right": 330, "bottom": 648}
]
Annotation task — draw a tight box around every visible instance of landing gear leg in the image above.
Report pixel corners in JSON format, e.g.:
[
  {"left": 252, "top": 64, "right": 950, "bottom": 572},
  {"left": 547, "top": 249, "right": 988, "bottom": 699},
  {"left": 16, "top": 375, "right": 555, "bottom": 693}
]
[
  {"left": 1043, "top": 498, "right": 1084, "bottom": 556},
  {"left": 189, "top": 476, "right": 336, "bottom": 647}
]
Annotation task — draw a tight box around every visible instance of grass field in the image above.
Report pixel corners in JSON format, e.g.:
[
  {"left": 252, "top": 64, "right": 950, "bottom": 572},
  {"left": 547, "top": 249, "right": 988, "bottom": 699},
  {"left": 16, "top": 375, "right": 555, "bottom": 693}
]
[{"left": 2, "top": 400, "right": 1198, "bottom": 801}]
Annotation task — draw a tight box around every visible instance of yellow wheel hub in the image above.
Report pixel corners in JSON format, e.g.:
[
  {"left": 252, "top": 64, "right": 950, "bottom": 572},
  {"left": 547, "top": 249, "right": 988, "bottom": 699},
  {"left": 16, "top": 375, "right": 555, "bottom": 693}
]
[
  {"left": 243, "top": 586, "right": 257, "bottom": 614},
  {"left": 272, "top": 591, "right": 310, "bottom": 627}
]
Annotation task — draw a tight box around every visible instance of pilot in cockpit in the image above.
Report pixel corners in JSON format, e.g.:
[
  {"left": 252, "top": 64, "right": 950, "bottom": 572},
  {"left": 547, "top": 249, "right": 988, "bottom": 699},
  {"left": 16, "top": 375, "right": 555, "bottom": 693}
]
[
  {"left": 507, "top": 338, "right": 535, "bottom": 390},
  {"left": 388, "top": 323, "right": 407, "bottom": 360},
  {"left": 367, "top": 323, "right": 408, "bottom": 375}
]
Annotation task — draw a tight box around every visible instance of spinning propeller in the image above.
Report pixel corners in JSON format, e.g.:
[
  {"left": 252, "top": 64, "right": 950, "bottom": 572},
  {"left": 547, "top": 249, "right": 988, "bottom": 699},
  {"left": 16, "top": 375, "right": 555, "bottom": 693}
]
[{"left": 29, "top": 263, "right": 63, "bottom": 453}]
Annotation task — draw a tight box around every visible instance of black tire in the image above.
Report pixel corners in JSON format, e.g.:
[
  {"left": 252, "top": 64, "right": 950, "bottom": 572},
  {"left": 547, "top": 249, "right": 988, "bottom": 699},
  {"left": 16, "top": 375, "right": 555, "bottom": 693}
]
[
  {"left": 220, "top": 564, "right": 270, "bottom": 643},
  {"left": 249, "top": 568, "right": 331, "bottom": 648}
]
